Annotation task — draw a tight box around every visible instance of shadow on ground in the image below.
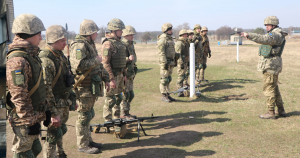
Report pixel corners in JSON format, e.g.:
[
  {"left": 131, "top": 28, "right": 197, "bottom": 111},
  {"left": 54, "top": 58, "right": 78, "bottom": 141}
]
[
  {"left": 111, "top": 148, "right": 216, "bottom": 158},
  {"left": 137, "top": 68, "right": 152, "bottom": 74},
  {"left": 201, "top": 79, "right": 258, "bottom": 93},
  {"left": 285, "top": 111, "right": 300, "bottom": 117}
]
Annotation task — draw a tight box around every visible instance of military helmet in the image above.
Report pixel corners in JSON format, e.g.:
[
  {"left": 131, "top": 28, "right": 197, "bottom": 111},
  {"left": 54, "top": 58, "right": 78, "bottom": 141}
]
[
  {"left": 107, "top": 18, "right": 125, "bottom": 31},
  {"left": 179, "top": 29, "right": 188, "bottom": 36},
  {"left": 12, "top": 13, "right": 45, "bottom": 34},
  {"left": 161, "top": 23, "right": 173, "bottom": 33},
  {"left": 80, "top": 19, "right": 99, "bottom": 35},
  {"left": 201, "top": 26, "right": 208, "bottom": 32},
  {"left": 194, "top": 24, "right": 201, "bottom": 30},
  {"left": 187, "top": 29, "right": 194, "bottom": 35},
  {"left": 264, "top": 16, "right": 279, "bottom": 26},
  {"left": 46, "top": 25, "right": 67, "bottom": 44},
  {"left": 122, "top": 25, "right": 136, "bottom": 36}
]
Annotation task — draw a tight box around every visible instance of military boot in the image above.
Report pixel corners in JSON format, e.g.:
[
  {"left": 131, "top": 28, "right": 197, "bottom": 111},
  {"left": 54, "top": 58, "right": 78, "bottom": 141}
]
[
  {"left": 275, "top": 107, "right": 287, "bottom": 117},
  {"left": 168, "top": 93, "right": 176, "bottom": 101},
  {"left": 259, "top": 110, "right": 276, "bottom": 119},
  {"left": 177, "top": 92, "right": 184, "bottom": 97},
  {"left": 90, "top": 141, "right": 102, "bottom": 149},
  {"left": 78, "top": 146, "right": 101, "bottom": 154},
  {"left": 121, "top": 111, "right": 137, "bottom": 120},
  {"left": 58, "top": 152, "right": 67, "bottom": 158},
  {"left": 162, "top": 93, "right": 171, "bottom": 102}
]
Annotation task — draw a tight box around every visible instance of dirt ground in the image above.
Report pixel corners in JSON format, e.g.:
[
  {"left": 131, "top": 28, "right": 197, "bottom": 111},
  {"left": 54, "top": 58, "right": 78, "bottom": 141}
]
[{"left": 6, "top": 38, "right": 300, "bottom": 158}]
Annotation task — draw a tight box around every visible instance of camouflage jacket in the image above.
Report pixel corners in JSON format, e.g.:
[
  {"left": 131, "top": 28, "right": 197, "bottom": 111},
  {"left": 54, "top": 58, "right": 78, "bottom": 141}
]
[
  {"left": 247, "top": 27, "right": 287, "bottom": 74},
  {"left": 39, "top": 45, "right": 75, "bottom": 113},
  {"left": 200, "top": 34, "right": 211, "bottom": 56},
  {"left": 122, "top": 38, "right": 137, "bottom": 78},
  {"left": 6, "top": 36, "right": 46, "bottom": 126},
  {"left": 192, "top": 32, "right": 204, "bottom": 60},
  {"left": 101, "top": 33, "right": 129, "bottom": 81},
  {"left": 157, "top": 33, "right": 176, "bottom": 66},
  {"left": 175, "top": 37, "right": 189, "bottom": 64}
]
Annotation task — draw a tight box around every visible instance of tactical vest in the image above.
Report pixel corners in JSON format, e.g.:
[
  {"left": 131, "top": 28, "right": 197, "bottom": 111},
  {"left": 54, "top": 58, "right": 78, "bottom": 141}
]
[
  {"left": 201, "top": 35, "right": 210, "bottom": 54},
  {"left": 7, "top": 49, "right": 47, "bottom": 111},
  {"left": 165, "top": 37, "right": 176, "bottom": 59},
  {"left": 106, "top": 38, "right": 127, "bottom": 69},
  {"left": 39, "top": 49, "right": 72, "bottom": 95},
  {"left": 177, "top": 39, "right": 189, "bottom": 57}
]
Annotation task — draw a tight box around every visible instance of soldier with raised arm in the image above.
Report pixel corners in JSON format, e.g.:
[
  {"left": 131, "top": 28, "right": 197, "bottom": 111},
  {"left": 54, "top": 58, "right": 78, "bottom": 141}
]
[
  {"left": 70, "top": 19, "right": 110, "bottom": 154},
  {"left": 240, "top": 16, "right": 287, "bottom": 119}
]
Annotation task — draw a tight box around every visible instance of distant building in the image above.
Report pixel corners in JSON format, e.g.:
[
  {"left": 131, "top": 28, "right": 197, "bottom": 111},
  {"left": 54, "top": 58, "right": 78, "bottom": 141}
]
[
  {"left": 229, "top": 33, "right": 242, "bottom": 45},
  {"left": 291, "top": 31, "right": 300, "bottom": 36}
]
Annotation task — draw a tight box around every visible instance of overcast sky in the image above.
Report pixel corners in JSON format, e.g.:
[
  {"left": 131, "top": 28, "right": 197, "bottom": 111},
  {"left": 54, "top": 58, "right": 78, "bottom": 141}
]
[{"left": 14, "top": 0, "right": 300, "bottom": 33}]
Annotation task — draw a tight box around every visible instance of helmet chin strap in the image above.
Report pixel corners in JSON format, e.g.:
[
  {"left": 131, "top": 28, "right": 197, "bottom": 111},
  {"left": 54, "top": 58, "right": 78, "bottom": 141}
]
[{"left": 113, "top": 31, "right": 122, "bottom": 40}]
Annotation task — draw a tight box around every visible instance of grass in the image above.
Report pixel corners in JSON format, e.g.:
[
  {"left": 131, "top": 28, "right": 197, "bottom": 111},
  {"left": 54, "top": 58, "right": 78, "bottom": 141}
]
[{"left": 6, "top": 38, "right": 300, "bottom": 158}]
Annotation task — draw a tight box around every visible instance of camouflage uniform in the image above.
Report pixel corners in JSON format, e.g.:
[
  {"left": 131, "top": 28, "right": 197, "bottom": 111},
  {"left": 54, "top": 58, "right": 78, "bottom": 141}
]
[
  {"left": 39, "top": 25, "right": 76, "bottom": 158},
  {"left": 245, "top": 16, "right": 287, "bottom": 119},
  {"left": 175, "top": 30, "right": 190, "bottom": 89},
  {"left": 70, "top": 20, "right": 109, "bottom": 153},
  {"left": 6, "top": 14, "right": 46, "bottom": 158},
  {"left": 199, "top": 26, "right": 211, "bottom": 81},
  {"left": 120, "top": 25, "right": 137, "bottom": 118},
  {"left": 192, "top": 24, "right": 204, "bottom": 84},
  {"left": 101, "top": 18, "right": 128, "bottom": 121}
]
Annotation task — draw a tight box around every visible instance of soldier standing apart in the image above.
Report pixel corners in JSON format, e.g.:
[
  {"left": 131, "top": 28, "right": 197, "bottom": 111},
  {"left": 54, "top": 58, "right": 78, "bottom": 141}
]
[
  {"left": 175, "top": 29, "right": 190, "bottom": 97},
  {"left": 199, "top": 26, "right": 211, "bottom": 82},
  {"left": 39, "top": 25, "right": 77, "bottom": 158},
  {"left": 240, "top": 16, "right": 287, "bottom": 119},
  {"left": 6, "top": 14, "right": 49, "bottom": 158},
  {"left": 192, "top": 24, "right": 204, "bottom": 85},
  {"left": 70, "top": 19, "right": 110, "bottom": 154},
  {"left": 157, "top": 23, "right": 177, "bottom": 102},
  {"left": 120, "top": 25, "right": 137, "bottom": 119},
  {"left": 101, "top": 18, "right": 133, "bottom": 122}
]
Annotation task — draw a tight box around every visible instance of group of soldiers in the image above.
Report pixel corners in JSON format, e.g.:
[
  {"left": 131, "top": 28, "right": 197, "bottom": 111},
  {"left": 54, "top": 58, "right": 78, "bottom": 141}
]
[
  {"left": 6, "top": 14, "right": 138, "bottom": 157},
  {"left": 157, "top": 23, "right": 211, "bottom": 102},
  {"left": 5, "top": 12, "right": 287, "bottom": 158}
]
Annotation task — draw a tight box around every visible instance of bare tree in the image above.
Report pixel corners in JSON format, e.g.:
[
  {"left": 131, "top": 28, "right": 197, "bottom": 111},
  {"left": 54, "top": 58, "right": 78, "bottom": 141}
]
[
  {"left": 253, "top": 27, "right": 265, "bottom": 35},
  {"left": 141, "top": 32, "right": 151, "bottom": 44},
  {"left": 215, "top": 26, "right": 234, "bottom": 40},
  {"left": 173, "top": 22, "right": 190, "bottom": 38}
]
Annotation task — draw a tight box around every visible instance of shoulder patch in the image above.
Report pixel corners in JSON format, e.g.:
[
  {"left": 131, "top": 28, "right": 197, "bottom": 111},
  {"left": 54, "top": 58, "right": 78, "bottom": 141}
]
[
  {"left": 103, "top": 48, "right": 109, "bottom": 56},
  {"left": 11, "top": 69, "right": 25, "bottom": 85},
  {"left": 269, "top": 33, "right": 273, "bottom": 35},
  {"left": 76, "top": 49, "right": 82, "bottom": 59}
]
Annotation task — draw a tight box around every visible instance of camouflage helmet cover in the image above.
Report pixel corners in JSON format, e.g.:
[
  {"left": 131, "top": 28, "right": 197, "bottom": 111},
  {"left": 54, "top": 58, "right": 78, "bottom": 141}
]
[
  {"left": 122, "top": 25, "right": 136, "bottom": 36},
  {"left": 201, "top": 26, "right": 208, "bottom": 32},
  {"left": 194, "top": 24, "right": 201, "bottom": 30},
  {"left": 187, "top": 29, "right": 194, "bottom": 34},
  {"left": 80, "top": 19, "right": 99, "bottom": 35},
  {"left": 179, "top": 29, "right": 188, "bottom": 36},
  {"left": 107, "top": 18, "right": 125, "bottom": 31},
  {"left": 161, "top": 23, "right": 173, "bottom": 33},
  {"left": 264, "top": 16, "right": 279, "bottom": 26},
  {"left": 46, "top": 25, "right": 67, "bottom": 44},
  {"left": 12, "top": 13, "right": 45, "bottom": 34}
]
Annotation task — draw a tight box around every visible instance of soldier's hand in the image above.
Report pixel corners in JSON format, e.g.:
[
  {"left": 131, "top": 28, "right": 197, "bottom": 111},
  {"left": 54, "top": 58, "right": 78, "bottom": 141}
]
[
  {"left": 105, "top": 82, "right": 110, "bottom": 92},
  {"left": 96, "top": 55, "right": 102, "bottom": 62},
  {"left": 51, "top": 115, "right": 61, "bottom": 127},
  {"left": 240, "top": 32, "right": 249, "bottom": 38},
  {"left": 75, "top": 103, "right": 78, "bottom": 111},
  {"left": 129, "top": 55, "right": 134, "bottom": 61},
  {"left": 110, "top": 80, "right": 116, "bottom": 89},
  {"left": 208, "top": 53, "right": 211, "bottom": 58}
]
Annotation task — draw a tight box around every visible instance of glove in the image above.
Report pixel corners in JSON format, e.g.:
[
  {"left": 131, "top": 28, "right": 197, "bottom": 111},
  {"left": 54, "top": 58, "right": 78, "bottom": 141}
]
[
  {"left": 43, "top": 110, "right": 51, "bottom": 127},
  {"left": 164, "top": 63, "right": 168, "bottom": 70},
  {"left": 26, "top": 122, "right": 41, "bottom": 135},
  {"left": 208, "top": 52, "right": 211, "bottom": 58},
  {"left": 134, "top": 66, "right": 138, "bottom": 74},
  {"left": 180, "top": 64, "right": 184, "bottom": 69},
  {"left": 187, "top": 62, "right": 190, "bottom": 67}
]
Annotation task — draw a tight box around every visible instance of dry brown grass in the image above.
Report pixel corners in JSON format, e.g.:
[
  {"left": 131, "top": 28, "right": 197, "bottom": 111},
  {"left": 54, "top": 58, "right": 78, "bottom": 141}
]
[{"left": 6, "top": 39, "right": 300, "bottom": 158}]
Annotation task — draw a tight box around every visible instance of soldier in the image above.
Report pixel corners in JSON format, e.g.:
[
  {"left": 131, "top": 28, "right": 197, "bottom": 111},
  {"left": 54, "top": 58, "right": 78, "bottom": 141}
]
[
  {"left": 192, "top": 24, "right": 204, "bottom": 85},
  {"left": 120, "top": 25, "right": 137, "bottom": 119},
  {"left": 39, "top": 25, "right": 77, "bottom": 158},
  {"left": 157, "top": 23, "right": 177, "bottom": 102},
  {"left": 175, "top": 29, "right": 190, "bottom": 97},
  {"left": 70, "top": 19, "right": 110, "bottom": 154},
  {"left": 240, "top": 16, "right": 287, "bottom": 119},
  {"left": 187, "top": 30, "right": 194, "bottom": 43},
  {"left": 6, "top": 14, "right": 49, "bottom": 158},
  {"left": 182, "top": 29, "right": 195, "bottom": 87},
  {"left": 199, "top": 26, "right": 211, "bottom": 82}
]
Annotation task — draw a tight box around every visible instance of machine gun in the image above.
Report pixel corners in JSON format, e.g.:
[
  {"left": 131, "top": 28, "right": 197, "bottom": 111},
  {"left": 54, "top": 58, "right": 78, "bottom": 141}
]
[
  {"left": 90, "top": 115, "right": 158, "bottom": 141},
  {"left": 171, "top": 84, "right": 201, "bottom": 97}
]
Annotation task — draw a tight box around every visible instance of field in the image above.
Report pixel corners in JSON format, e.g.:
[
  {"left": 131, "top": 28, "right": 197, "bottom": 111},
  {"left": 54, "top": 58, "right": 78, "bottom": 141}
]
[{"left": 6, "top": 38, "right": 300, "bottom": 158}]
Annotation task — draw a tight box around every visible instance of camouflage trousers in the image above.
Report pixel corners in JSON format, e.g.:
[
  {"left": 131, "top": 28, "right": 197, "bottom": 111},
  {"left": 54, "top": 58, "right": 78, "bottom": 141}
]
[
  {"left": 42, "top": 106, "right": 69, "bottom": 158},
  {"left": 11, "top": 125, "right": 42, "bottom": 157},
  {"left": 160, "top": 65, "right": 174, "bottom": 94},
  {"left": 103, "top": 73, "right": 124, "bottom": 121},
  {"left": 263, "top": 72, "right": 284, "bottom": 111},
  {"left": 121, "top": 75, "right": 135, "bottom": 112},
  {"left": 177, "top": 62, "right": 189, "bottom": 89},
  {"left": 196, "top": 57, "right": 207, "bottom": 81},
  {"left": 76, "top": 97, "right": 96, "bottom": 148}
]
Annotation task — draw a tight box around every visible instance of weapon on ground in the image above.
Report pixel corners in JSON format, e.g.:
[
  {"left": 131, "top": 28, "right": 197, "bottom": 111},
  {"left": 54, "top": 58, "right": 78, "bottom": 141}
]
[
  {"left": 90, "top": 115, "right": 159, "bottom": 141},
  {"left": 171, "top": 84, "right": 201, "bottom": 97}
]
